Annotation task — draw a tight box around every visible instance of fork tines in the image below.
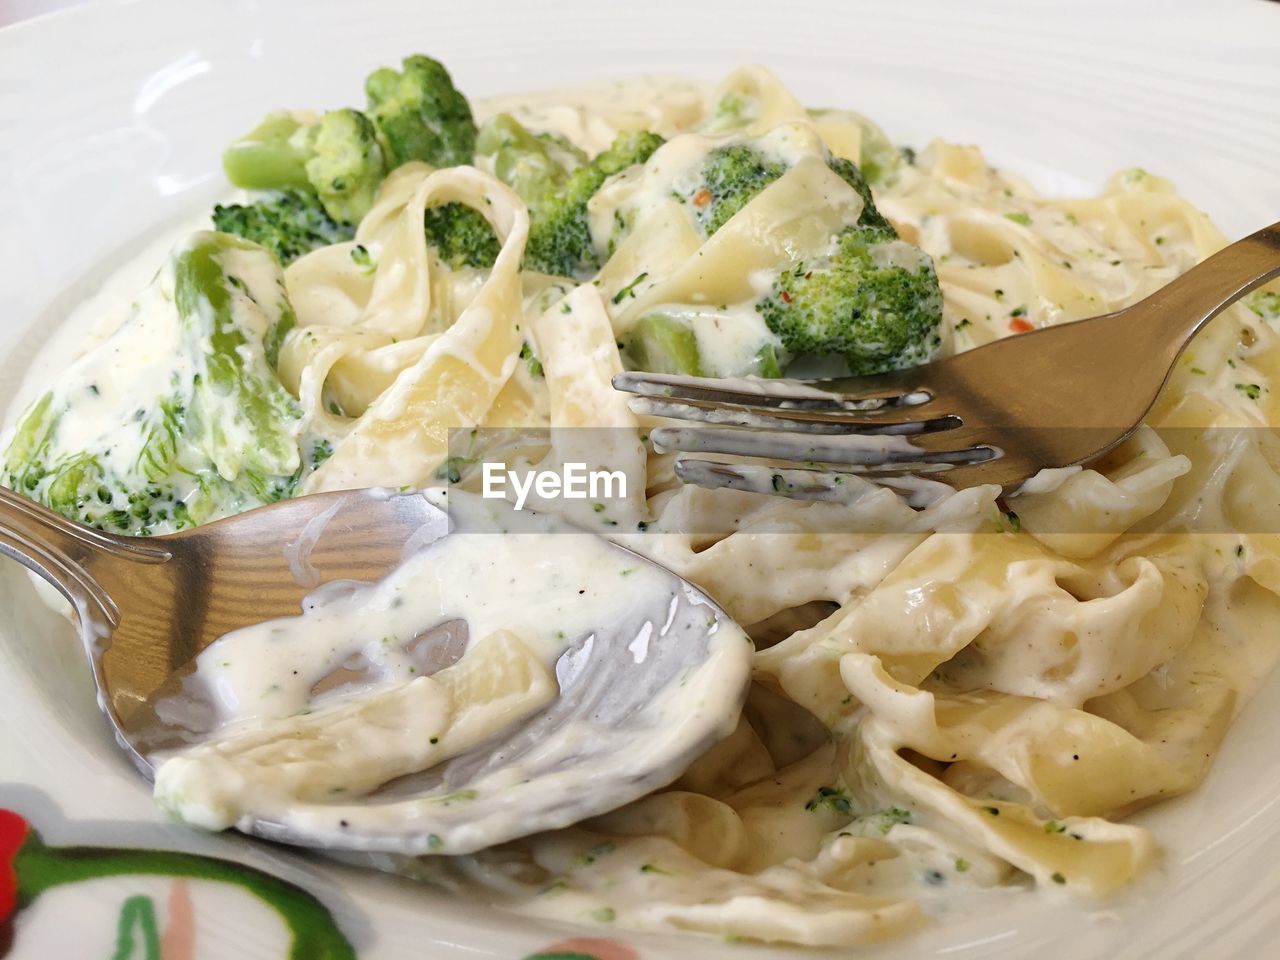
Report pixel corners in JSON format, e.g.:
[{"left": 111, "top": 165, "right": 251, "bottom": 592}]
[
  {"left": 612, "top": 371, "right": 928, "bottom": 412},
  {"left": 614, "top": 370, "right": 999, "bottom": 497}
]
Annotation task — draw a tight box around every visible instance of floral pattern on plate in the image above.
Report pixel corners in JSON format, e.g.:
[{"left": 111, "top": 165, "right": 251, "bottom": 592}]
[{"left": 0, "top": 807, "right": 356, "bottom": 958}]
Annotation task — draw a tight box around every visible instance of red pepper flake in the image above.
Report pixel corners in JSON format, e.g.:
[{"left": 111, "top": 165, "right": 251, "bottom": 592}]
[
  {"left": 691, "top": 189, "right": 712, "bottom": 208},
  {"left": 780, "top": 291, "right": 792, "bottom": 303},
  {"left": 1009, "top": 317, "right": 1034, "bottom": 333},
  {"left": 0, "top": 809, "right": 30, "bottom": 921}
]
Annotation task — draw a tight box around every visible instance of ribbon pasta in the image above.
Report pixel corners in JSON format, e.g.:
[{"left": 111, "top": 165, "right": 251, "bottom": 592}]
[{"left": 248, "top": 66, "right": 1280, "bottom": 948}]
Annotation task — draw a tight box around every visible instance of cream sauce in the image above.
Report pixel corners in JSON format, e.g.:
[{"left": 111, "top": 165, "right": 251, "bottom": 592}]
[{"left": 152, "top": 490, "right": 752, "bottom": 854}]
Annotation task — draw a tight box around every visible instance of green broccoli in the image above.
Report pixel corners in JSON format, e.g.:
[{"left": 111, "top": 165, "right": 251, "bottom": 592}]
[
  {"left": 1248, "top": 289, "right": 1280, "bottom": 322},
  {"left": 622, "top": 314, "right": 704, "bottom": 376},
  {"left": 524, "top": 129, "right": 665, "bottom": 278},
  {"left": 365, "top": 54, "right": 477, "bottom": 169},
  {"left": 224, "top": 109, "right": 386, "bottom": 226},
  {"left": 212, "top": 189, "right": 501, "bottom": 272},
  {"left": 476, "top": 112, "right": 584, "bottom": 209},
  {"left": 826, "top": 156, "right": 893, "bottom": 231},
  {"left": 683, "top": 143, "right": 890, "bottom": 238},
  {"left": 211, "top": 189, "right": 355, "bottom": 266},
  {"left": 755, "top": 223, "right": 943, "bottom": 375},
  {"left": 297, "top": 108, "right": 387, "bottom": 224},
  {"left": 1, "top": 232, "right": 308, "bottom": 535},
  {"left": 175, "top": 232, "right": 304, "bottom": 477},
  {"left": 423, "top": 203, "right": 500, "bottom": 269},
  {"left": 703, "top": 90, "right": 757, "bottom": 133},
  {"left": 692, "top": 144, "right": 788, "bottom": 236},
  {"left": 221, "top": 111, "right": 314, "bottom": 192},
  {"left": 222, "top": 110, "right": 386, "bottom": 226},
  {"left": 224, "top": 53, "right": 478, "bottom": 225},
  {"left": 620, "top": 312, "right": 786, "bottom": 378},
  {"left": 808, "top": 108, "right": 906, "bottom": 186}
]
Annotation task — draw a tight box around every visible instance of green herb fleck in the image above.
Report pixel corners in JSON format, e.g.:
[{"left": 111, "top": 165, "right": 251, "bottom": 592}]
[
  {"left": 434, "top": 456, "right": 477, "bottom": 483},
  {"left": 805, "top": 785, "right": 853, "bottom": 816},
  {"left": 1247, "top": 290, "right": 1280, "bottom": 321},
  {"left": 427, "top": 789, "right": 479, "bottom": 805},
  {"left": 575, "top": 841, "right": 616, "bottom": 867},
  {"left": 519, "top": 342, "right": 544, "bottom": 378},
  {"left": 350, "top": 243, "right": 375, "bottom": 274},
  {"left": 611, "top": 271, "right": 649, "bottom": 304},
  {"left": 874, "top": 807, "right": 912, "bottom": 833}
]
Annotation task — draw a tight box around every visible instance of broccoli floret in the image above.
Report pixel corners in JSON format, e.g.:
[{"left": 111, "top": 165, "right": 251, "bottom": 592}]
[
  {"left": 365, "top": 54, "right": 476, "bottom": 169},
  {"left": 2, "top": 232, "right": 307, "bottom": 535},
  {"left": 297, "top": 108, "right": 387, "bottom": 224},
  {"left": 211, "top": 189, "right": 354, "bottom": 266},
  {"left": 826, "top": 156, "right": 893, "bottom": 231},
  {"left": 693, "top": 144, "right": 788, "bottom": 236},
  {"left": 214, "top": 188, "right": 500, "bottom": 273},
  {"left": 423, "top": 203, "right": 500, "bottom": 269},
  {"left": 703, "top": 90, "right": 758, "bottom": 133},
  {"left": 756, "top": 223, "right": 943, "bottom": 375},
  {"left": 477, "top": 113, "right": 584, "bottom": 209},
  {"left": 808, "top": 108, "right": 906, "bottom": 186},
  {"left": 223, "top": 52, "right": 479, "bottom": 225},
  {"left": 524, "top": 129, "right": 665, "bottom": 278},
  {"left": 223, "top": 109, "right": 386, "bottom": 226},
  {"left": 684, "top": 144, "right": 891, "bottom": 239}
]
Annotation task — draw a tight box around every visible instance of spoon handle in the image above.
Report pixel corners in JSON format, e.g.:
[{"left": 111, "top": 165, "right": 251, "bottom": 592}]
[{"left": 0, "top": 490, "right": 118, "bottom": 631}]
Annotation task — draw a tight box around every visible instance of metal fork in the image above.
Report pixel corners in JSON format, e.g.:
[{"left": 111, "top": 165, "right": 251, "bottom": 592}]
[{"left": 614, "top": 220, "right": 1280, "bottom": 497}]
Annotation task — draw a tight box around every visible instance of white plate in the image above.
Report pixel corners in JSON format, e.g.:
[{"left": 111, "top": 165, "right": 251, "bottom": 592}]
[{"left": 1, "top": 1, "right": 1279, "bottom": 957}]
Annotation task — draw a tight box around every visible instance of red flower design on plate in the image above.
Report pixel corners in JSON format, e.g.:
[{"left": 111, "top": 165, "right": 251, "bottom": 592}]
[{"left": 0, "top": 810, "right": 29, "bottom": 922}]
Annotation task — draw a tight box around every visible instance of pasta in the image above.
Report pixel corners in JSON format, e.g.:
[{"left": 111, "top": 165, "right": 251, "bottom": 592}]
[
  {"left": 393, "top": 70, "right": 1279, "bottom": 946},
  {"left": 9, "top": 62, "right": 1280, "bottom": 948}
]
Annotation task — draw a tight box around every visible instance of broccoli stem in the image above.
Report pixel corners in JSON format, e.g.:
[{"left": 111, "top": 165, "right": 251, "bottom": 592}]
[
  {"left": 222, "top": 112, "right": 314, "bottom": 192},
  {"left": 174, "top": 233, "right": 302, "bottom": 480},
  {"left": 623, "top": 315, "right": 703, "bottom": 376}
]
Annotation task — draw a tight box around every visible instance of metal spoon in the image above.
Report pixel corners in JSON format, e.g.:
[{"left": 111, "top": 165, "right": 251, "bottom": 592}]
[{"left": 0, "top": 485, "right": 751, "bottom": 854}]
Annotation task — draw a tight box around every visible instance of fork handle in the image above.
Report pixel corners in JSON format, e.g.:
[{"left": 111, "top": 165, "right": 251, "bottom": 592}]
[{"left": 1140, "top": 220, "right": 1280, "bottom": 353}]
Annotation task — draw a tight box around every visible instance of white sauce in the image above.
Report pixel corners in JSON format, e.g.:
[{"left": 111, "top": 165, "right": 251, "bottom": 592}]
[{"left": 153, "top": 490, "right": 752, "bottom": 855}]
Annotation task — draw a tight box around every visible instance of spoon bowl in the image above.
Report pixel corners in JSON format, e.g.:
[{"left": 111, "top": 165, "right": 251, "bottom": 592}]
[{"left": 0, "top": 485, "right": 751, "bottom": 854}]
